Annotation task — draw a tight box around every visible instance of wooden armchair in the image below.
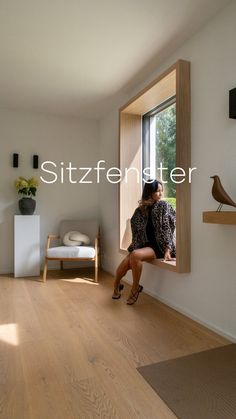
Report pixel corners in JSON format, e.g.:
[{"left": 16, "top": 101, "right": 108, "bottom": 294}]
[{"left": 43, "top": 220, "right": 100, "bottom": 282}]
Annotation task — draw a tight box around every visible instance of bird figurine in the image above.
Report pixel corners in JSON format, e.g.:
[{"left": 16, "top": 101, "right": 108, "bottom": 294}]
[{"left": 210, "top": 175, "right": 236, "bottom": 211}]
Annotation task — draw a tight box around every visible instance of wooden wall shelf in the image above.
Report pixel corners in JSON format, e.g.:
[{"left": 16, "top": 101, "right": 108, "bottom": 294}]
[{"left": 203, "top": 211, "right": 236, "bottom": 225}]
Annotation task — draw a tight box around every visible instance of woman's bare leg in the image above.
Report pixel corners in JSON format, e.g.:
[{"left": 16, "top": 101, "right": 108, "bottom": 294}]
[
  {"left": 113, "top": 254, "right": 131, "bottom": 296},
  {"left": 113, "top": 248, "right": 155, "bottom": 299},
  {"left": 129, "top": 247, "right": 155, "bottom": 293}
]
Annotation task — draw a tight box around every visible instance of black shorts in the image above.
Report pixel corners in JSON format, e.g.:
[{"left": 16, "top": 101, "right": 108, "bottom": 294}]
[{"left": 144, "top": 242, "right": 164, "bottom": 259}]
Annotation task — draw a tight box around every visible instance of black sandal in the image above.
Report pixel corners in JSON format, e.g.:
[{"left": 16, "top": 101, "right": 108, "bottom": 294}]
[
  {"left": 112, "top": 283, "right": 124, "bottom": 299},
  {"left": 127, "top": 285, "right": 143, "bottom": 305}
]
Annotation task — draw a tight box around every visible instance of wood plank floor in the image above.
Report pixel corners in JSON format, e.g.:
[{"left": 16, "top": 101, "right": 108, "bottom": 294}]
[{"left": 0, "top": 269, "right": 229, "bottom": 419}]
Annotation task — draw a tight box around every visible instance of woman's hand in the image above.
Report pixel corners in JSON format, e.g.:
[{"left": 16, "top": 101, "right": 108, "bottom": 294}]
[{"left": 164, "top": 248, "right": 172, "bottom": 261}]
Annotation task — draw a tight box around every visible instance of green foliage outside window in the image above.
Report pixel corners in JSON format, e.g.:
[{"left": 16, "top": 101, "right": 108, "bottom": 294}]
[
  {"left": 164, "top": 197, "right": 176, "bottom": 209},
  {"left": 155, "top": 103, "right": 176, "bottom": 199}
]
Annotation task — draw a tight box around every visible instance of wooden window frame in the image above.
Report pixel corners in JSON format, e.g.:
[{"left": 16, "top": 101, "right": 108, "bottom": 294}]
[{"left": 119, "top": 59, "right": 191, "bottom": 273}]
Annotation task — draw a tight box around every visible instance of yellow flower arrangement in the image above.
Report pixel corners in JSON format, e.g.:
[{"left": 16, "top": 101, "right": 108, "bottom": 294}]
[{"left": 15, "top": 176, "right": 38, "bottom": 197}]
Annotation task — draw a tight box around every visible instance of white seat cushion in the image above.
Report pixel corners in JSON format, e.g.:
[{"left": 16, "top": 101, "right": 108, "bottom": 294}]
[{"left": 47, "top": 246, "right": 95, "bottom": 259}]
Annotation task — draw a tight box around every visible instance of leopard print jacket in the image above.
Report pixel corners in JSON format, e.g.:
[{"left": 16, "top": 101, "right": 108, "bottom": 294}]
[{"left": 127, "top": 200, "right": 176, "bottom": 256}]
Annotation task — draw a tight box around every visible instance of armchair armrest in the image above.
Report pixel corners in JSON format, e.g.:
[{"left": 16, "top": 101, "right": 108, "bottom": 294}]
[
  {"left": 48, "top": 235, "right": 60, "bottom": 240},
  {"left": 45, "top": 235, "right": 60, "bottom": 251}
]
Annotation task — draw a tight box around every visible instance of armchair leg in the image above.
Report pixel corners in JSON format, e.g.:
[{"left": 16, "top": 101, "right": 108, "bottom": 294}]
[
  {"left": 60, "top": 261, "right": 64, "bottom": 270},
  {"left": 43, "top": 259, "right": 48, "bottom": 282},
  {"left": 94, "top": 257, "right": 99, "bottom": 283},
  {"left": 94, "top": 265, "right": 98, "bottom": 283}
]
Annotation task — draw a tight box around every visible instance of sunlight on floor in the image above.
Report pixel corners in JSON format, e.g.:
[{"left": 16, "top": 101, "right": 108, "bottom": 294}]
[
  {"left": 0, "top": 323, "right": 19, "bottom": 346},
  {"left": 61, "top": 277, "right": 99, "bottom": 285}
]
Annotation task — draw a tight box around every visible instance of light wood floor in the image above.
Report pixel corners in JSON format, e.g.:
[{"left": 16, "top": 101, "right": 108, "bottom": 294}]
[{"left": 0, "top": 269, "right": 229, "bottom": 419}]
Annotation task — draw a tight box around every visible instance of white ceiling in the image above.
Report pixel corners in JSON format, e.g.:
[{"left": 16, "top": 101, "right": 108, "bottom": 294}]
[{"left": 0, "top": 0, "right": 230, "bottom": 119}]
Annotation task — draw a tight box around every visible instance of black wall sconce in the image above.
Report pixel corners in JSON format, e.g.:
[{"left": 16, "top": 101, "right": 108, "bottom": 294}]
[
  {"left": 12, "top": 153, "right": 19, "bottom": 168},
  {"left": 229, "top": 88, "right": 236, "bottom": 119},
  {"left": 33, "top": 154, "right": 39, "bottom": 169}
]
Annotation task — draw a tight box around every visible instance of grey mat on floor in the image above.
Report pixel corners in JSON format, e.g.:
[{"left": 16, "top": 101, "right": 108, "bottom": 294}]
[{"left": 137, "top": 344, "right": 236, "bottom": 419}]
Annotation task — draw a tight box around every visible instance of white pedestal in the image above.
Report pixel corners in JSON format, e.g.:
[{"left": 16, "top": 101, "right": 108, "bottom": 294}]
[{"left": 14, "top": 215, "right": 40, "bottom": 277}]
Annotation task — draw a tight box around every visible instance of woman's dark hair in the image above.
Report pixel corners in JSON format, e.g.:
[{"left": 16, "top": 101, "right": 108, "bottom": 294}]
[
  {"left": 141, "top": 180, "right": 162, "bottom": 201},
  {"left": 139, "top": 179, "right": 163, "bottom": 210}
]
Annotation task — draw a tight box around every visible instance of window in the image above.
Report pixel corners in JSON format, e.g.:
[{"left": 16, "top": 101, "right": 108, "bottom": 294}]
[
  {"left": 142, "top": 98, "right": 176, "bottom": 209},
  {"left": 119, "top": 60, "right": 191, "bottom": 273}
]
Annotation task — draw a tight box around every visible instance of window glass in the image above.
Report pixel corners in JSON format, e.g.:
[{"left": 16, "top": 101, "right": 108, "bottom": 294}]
[{"left": 143, "top": 101, "right": 176, "bottom": 209}]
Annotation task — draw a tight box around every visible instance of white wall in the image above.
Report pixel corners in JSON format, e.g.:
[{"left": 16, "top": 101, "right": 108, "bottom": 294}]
[
  {"left": 99, "top": 0, "right": 236, "bottom": 340},
  {"left": 0, "top": 109, "right": 99, "bottom": 273}
]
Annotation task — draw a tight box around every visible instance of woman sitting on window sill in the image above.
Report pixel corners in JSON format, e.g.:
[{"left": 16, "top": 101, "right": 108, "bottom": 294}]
[{"left": 112, "top": 179, "right": 176, "bottom": 305}]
